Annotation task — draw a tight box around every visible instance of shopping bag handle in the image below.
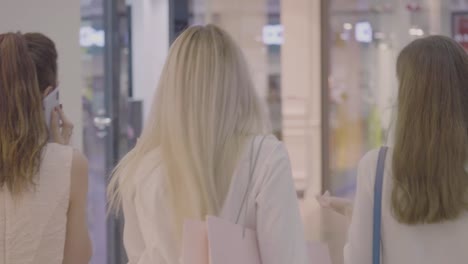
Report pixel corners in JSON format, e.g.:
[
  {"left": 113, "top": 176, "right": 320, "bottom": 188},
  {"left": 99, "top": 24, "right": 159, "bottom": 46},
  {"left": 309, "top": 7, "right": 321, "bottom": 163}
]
[{"left": 235, "top": 135, "right": 267, "bottom": 236}]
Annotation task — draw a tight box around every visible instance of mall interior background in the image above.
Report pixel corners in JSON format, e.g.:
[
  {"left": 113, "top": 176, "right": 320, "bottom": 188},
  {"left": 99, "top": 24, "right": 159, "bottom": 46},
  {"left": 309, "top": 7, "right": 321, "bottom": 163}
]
[{"left": 3, "top": 0, "right": 468, "bottom": 263}]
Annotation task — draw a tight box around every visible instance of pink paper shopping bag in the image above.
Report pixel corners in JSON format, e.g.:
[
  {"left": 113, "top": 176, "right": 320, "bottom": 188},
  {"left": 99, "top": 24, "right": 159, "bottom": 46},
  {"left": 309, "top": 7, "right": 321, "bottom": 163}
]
[
  {"left": 307, "top": 241, "right": 332, "bottom": 264},
  {"left": 182, "top": 137, "right": 265, "bottom": 264},
  {"left": 182, "top": 217, "right": 333, "bottom": 264},
  {"left": 181, "top": 216, "right": 261, "bottom": 264},
  {"left": 181, "top": 220, "right": 209, "bottom": 264},
  {"left": 181, "top": 136, "right": 332, "bottom": 264},
  {"left": 206, "top": 216, "right": 261, "bottom": 264}
]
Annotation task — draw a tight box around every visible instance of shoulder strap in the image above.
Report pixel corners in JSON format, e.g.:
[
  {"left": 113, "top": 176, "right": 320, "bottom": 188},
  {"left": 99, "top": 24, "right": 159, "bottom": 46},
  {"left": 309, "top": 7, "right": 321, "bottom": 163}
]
[
  {"left": 372, "top": 147, "right": 388, "bottom": 264},
  {"left": 235, "top": 136, "right": 266, "bottom": 226}
]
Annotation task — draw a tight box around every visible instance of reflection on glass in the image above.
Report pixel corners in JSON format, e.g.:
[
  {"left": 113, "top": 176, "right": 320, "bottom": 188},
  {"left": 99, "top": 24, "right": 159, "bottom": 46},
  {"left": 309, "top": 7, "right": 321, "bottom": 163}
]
[
  {"left": 326, "top": 0, "right": 461, "bottom": 196},
  {"left": 81, "top": 1, "right": 107, "bottom": 263},
  {"left": 328, "top": 1, "right": 391, "bottom": 197}
]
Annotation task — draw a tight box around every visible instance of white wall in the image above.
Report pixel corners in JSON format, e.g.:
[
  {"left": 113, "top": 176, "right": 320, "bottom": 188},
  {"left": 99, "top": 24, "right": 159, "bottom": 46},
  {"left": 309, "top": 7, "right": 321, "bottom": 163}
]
[
  {"left": 0, "top": 0, "right": 82, "bottom": 149},
  {"left": 131, "top": 0, "right": 169, "bottom": 121}
]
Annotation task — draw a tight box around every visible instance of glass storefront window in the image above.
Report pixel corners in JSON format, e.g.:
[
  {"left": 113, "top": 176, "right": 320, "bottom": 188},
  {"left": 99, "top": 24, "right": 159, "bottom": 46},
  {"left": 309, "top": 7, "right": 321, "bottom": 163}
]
[
  {"left": 81, "top": 1, "right": 107, "bottom": 263},
  {"left": 81, "top": 0, "right": 131, "bottom": 263},
  {"left": 326, "top": 0, "right": 467, "bottom": 197}
]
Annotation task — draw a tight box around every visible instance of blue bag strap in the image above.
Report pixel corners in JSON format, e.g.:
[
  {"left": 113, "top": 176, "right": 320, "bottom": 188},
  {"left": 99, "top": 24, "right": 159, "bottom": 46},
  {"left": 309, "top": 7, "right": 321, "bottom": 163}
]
[{"left": 372, "top": 147, "right": 388, "bottom": 264}]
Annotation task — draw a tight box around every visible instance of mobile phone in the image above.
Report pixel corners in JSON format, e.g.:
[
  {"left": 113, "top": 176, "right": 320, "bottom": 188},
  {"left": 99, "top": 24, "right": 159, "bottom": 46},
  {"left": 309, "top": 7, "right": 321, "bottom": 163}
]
[{"left": 43, "top": 88, "right": 60, "bottom": 130}]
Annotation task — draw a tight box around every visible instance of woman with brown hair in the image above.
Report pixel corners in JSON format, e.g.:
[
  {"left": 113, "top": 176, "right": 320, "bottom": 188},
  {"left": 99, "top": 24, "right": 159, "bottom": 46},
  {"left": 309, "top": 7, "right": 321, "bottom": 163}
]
[
  {"left": 0, "top": 32, "right": 91, "bottom": 264},
  {"left": 343, "top": 35, "right": 468, "bottom": 264}
]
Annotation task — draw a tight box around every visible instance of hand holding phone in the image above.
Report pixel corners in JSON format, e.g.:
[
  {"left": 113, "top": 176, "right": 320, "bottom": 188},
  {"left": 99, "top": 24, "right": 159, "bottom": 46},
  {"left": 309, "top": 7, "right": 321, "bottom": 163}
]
[{"left": 44, "top": 88, "right": 74, "bottom": 145}]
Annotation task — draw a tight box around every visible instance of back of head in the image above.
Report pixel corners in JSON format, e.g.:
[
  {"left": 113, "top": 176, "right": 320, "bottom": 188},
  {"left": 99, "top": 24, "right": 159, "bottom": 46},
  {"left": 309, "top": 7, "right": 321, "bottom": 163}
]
[
  {"left": 23, "top": 33, "right": 58, "bottom": 91},
  {"left": 109, "top": 25, "right": 268, "bottom": 238},
  {"left": 393, "top": 35, "right": 468, "bottom": 224},
  {"left": 0, "top": 33, "right": 48, "bottom": 195}
]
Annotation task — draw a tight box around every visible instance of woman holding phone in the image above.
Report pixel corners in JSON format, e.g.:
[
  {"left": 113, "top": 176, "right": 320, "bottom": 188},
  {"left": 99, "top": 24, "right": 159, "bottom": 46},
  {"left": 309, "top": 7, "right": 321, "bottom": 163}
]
[{"left": 0, "top": 32, "right": 91, "bottom": 264}]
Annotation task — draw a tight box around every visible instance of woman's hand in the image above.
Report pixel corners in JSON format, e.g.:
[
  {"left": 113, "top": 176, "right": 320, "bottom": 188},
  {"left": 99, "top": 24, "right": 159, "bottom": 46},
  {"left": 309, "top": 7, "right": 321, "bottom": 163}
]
[
  {"left": 50, "top": 105, "right": 74, "bottom": 145},
  {"left": 316, "top": 191, "right": 353, "bottom": 221}
]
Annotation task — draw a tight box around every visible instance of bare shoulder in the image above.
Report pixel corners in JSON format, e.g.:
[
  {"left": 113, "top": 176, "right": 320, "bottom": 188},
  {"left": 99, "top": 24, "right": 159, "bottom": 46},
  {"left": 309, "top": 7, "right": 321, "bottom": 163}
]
[{"left": 70, "top": 150, "right": 89, "bottom": 202}]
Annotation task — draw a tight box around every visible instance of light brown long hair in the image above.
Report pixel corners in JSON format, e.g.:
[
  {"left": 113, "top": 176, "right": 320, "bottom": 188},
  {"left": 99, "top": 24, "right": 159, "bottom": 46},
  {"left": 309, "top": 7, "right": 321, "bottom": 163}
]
[
  {"left": 0, "top": 33, "right": 50, "bottom": 195},
  {"left": 23, "top": 33, "right": 58, "bottom": 91},
  {"left": 393, "top": 35, "right": 468, "bottom": 224}
]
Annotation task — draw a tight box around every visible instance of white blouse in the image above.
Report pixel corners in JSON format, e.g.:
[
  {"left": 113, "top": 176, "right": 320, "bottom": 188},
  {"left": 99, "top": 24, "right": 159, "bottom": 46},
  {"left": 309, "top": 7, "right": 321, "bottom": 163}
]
[
  {"left": 345, "top": 148, "right": 468, "bottom": 264},
  {"left": 122, "top": 135, "right": 308, "bottom": 264}
]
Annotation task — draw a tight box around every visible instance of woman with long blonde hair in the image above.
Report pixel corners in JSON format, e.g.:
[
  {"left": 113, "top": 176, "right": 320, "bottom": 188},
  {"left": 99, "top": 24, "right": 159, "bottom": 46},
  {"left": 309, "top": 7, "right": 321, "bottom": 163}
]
[
  {"left": 344, "top": 36, "right": 468, "bottom": 264},
  {"left": 108, "top": 25, "right": 307, "bottom": 264}
]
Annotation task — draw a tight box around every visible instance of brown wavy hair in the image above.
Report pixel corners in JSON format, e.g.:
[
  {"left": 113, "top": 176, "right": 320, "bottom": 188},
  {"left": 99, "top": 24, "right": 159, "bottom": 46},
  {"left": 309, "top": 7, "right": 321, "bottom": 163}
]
[
  {"left": 0, "top": 33, "right": 53, "bottom": 195},
  {"left": 393, "top": 35, "right": 468, "bottom": 224},
  {"left": 23, "top": 33, "right": 58, "bottom": 91}
]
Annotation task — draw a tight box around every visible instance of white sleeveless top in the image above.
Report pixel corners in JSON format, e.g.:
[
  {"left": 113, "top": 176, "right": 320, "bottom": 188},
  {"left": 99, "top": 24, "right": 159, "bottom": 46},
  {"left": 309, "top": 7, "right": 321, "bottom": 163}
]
[
  {"left": 122, "top": 135, "right": 308, "bottom": 264},
  {"left": 0, "top": 143, "right": 73, "bottom": 264}
]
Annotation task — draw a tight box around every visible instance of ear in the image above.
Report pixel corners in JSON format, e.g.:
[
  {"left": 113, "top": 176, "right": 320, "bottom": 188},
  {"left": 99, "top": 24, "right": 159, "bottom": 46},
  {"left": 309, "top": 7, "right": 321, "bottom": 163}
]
[{"left": 43, "top": 86, "right": 54, "bottom": 98}]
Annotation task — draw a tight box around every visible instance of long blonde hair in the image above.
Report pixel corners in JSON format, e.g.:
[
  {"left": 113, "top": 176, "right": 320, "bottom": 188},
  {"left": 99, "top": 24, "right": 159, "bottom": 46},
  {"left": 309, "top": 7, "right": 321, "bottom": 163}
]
[
  {"left": 108, "top": 25, "right": 268, "bottom": 236},
  {"left": 393, "top": 35, "right": 468, "bottom": 224}
]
